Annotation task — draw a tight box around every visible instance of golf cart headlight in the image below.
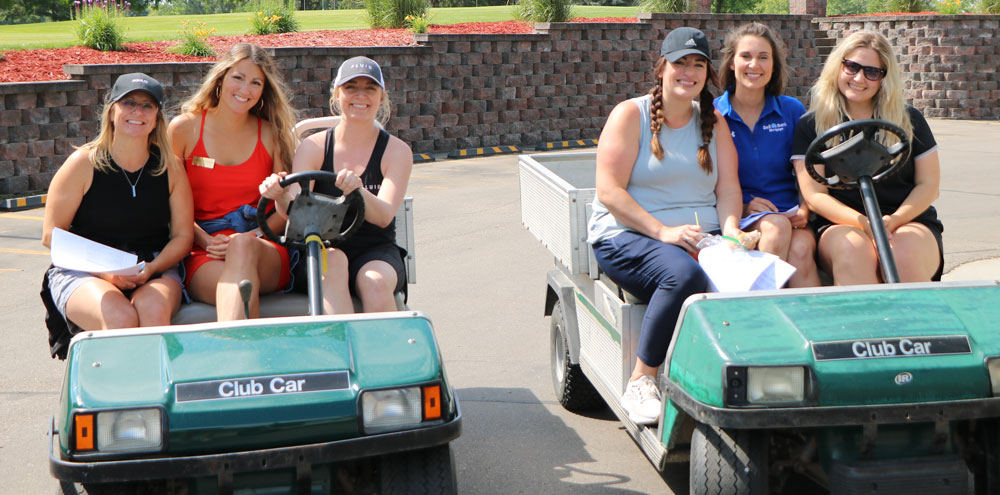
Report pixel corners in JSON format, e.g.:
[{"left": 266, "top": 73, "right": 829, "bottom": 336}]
[
  {"left": 362, "top": 387, "right": 422, "bottom": 434},
  {"left": 747, "top": 367, "right": 806, "bottom": 404},
  {"left": 987, "top": 358, "right": 1000, "bottom": 396},
  {"left": 95, "top": 408, "right": 163, "bottom": 453}
]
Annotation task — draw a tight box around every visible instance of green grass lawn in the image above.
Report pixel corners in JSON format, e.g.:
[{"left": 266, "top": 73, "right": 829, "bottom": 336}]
[{"left": 0, "top": 6, "right": 640, "bottom": 51}]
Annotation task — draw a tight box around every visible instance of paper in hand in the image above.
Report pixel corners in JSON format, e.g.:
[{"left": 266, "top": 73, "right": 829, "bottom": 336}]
[{"left": 50, "top": 228, "right": 145, "bottom": 276}]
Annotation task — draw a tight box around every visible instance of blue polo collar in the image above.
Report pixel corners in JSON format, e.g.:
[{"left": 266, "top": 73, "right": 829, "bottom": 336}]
[{"left": 717, "top": 90, "right": 784, "bottom": 126}]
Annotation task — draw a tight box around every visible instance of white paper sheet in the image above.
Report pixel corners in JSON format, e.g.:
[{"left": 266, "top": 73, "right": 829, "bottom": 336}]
[
  {"left": 698, "top": 244, "right": 796, "bottom": 292},
  {"left": 50, "top": 227, "right": 145, "bottom": 276}
]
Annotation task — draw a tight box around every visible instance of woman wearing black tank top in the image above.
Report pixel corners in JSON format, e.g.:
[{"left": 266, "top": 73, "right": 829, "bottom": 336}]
[
  {"left": 41, "top": 73, "right": 193, "bottom": 340},
  {"left": 260, "top": 56, "right": 413, "bottom": 314}
]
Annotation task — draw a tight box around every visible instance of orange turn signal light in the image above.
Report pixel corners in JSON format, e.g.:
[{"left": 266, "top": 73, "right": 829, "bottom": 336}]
[
  {"left": 423, "top": 385, "right": 442, "bottom": 421},
  {"left": 74, "top": 414, "right": 95, "bottom": 451}
]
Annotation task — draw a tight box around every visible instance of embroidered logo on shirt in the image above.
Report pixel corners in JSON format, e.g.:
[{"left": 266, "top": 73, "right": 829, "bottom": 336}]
[{"left": 762, "top": 122, "right": 788, "bottom": 133}]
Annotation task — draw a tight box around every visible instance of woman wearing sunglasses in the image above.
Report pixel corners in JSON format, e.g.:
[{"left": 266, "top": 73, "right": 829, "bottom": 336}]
[
  {"left": 41, "top": 73, "right": 194, "bottom": 357},
  {"left": 790, "top": 31, "right": 943, "bottom": 285}
]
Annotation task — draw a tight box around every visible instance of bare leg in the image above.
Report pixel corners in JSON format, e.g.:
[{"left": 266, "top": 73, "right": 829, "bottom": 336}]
[
  {"left": 890, "top": 223, "right": 940, "bottom": 282},
  {"left": 320, "top": 248, "right": 354, "bottom": 315},
  {"left": 630, "top": 358, "right": 659, "bottom": 382},
  {"left": 355, "top": 260, "right": 398, "bottom": 313},
  {"left": 818, "top": 225, "right": 879, "bottom": 285},
  {"left": 753, "top": 215, "right": 793, "bottom": 260},
  {"left": 786, "top": 228, "right": 820, "bottom": 288},
  {"left": 214, "top": 233, "right": 284, "bottom": 321},
  {"left": 131, "top": 276, "right": 183, "bottom": 327},
  {"left": 64, "top": 279, "right": 139, "bottom": 330}
]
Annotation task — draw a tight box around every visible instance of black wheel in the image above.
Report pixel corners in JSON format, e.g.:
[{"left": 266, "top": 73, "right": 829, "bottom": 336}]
[
  {"left": 690, "top": 423, "right": 768, "bottom": 495},
  {"left": 551, "top": 300, "right": 604, "bottom": 412},
  {"left": 58, "top": 481, "right": 84, "bottom": 495},
  {"left": 256, "top": 170, "right": 366, "bottom": 249},
  {"left": 973, "top": 419, "right": 1000, "bottom": 495},
  {"left": 803, "top": 118, "right": 910, "bottom": 190},
  {"left": 379, "top": 444, "right": 457, "bottom": 495}
]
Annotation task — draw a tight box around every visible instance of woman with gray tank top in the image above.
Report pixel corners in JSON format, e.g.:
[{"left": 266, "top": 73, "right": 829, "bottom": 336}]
[{"left": 587, "top": 27, "right": 750, "bottom": 425}]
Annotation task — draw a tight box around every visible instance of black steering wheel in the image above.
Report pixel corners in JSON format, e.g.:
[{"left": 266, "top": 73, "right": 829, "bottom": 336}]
[
  {"left": 256, "top": 170, "right": 365, "bottom": 250},
  {"left": 803, "top": 119, "right": 910, "bottom": 190}
]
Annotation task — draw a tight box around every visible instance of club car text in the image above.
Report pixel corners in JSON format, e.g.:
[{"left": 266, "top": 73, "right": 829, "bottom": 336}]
[
  {"left": 812, "top": 335, "right": 971, "bottom": 361},
  {"left": 175, "top": 371, "right": 350, "bottom": 402}
]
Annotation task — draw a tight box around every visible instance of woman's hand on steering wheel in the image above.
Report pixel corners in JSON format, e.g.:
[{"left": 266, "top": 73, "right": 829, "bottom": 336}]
[
  {"left": 334, "top": 169, "right": 364, "bottom": 196},
  {"left": 659, "top": 224, "right": 703, "bottom": 254},
  {"left": 259, "top": 171, "right": 289, "bottom": 200}
]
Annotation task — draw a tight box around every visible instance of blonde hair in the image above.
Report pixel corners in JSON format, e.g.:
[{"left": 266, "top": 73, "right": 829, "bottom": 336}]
[
  {"left": 648, "top": 56, "right": 719, "bottom": 174},
  {"left": 719, "top": 22, "right": 788, "bottom": 97},
  {"left": 329, "top": 82, "right": 392, "bottom": 126},
  {"left": 80, "top": 96, "right": 172, "bottom": 176},
  {"left": 808, "top": 31, "right": 912, "bottom": 145},
  {"left": 180, "top": 43, "right": 298, "bottom": 172}
]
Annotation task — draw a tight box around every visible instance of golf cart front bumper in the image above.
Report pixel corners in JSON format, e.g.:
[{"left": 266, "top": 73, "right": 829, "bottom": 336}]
[
  {"left": 50, "top": 410, "right": 461, "bottom": 486},
  {"left": 663, "top": 377, "right": 1000, "bottom": 429}
]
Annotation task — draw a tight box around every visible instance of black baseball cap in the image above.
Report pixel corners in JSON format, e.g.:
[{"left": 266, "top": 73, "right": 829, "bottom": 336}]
[
  {"left": 660, "top": 27, "right": 711, "bottom": 62},
  {"left": 333, "top": 56, "right": 385, "bottom": 89},
  {"left": 108, "top": 72, "right": 165, "bottom": 107}
]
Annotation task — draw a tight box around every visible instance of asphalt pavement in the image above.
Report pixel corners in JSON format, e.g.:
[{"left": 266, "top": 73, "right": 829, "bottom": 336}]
[{"left": 0, "top": 118, "right": 997, "bottom": 493}]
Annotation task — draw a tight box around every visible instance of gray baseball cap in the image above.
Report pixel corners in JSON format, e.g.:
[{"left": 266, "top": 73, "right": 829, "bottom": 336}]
[
  {"left": 333, "top": 56, "right": 385, "bottom": 89},
  {"left": 660, "top": 27, "right": 711, "bottom": 62},
  {"left": 108, "top": 72, "right": 165, "bottom": 107}
]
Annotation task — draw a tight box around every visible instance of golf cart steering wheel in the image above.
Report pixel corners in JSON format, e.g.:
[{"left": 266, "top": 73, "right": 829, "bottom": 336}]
[
  {"left": 256, "top": 170, "right": 366, "bottom": 250},
  {"left": 803, "top": 119, "right": 910, "bottom": 190}
]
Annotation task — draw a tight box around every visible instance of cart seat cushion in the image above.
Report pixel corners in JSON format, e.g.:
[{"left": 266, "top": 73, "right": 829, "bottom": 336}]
[{"left": 171, "top": 291, "right": 406, "bottom": 325}]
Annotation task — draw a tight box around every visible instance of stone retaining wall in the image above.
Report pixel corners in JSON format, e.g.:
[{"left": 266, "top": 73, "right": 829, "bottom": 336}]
[{"left": 0, "top": 13, "right": 996, "bottom": 195}]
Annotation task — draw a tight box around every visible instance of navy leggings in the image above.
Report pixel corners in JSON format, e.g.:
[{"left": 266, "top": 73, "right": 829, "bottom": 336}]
[{"left": 592, "top": 231, "right": 708, "bottom": 368}]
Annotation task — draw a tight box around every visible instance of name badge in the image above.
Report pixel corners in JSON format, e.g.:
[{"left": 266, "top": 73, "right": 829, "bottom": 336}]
[{"left": 193, "top": 156, "right": 215, "bottom": 169}]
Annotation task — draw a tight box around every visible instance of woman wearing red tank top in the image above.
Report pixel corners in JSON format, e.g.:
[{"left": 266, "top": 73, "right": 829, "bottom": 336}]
[
  {"left": 167, "top": 43, "right": 298, "bottom": 321},
  {"left": 260, "top": 56, "right": 414, "bottom": 314}
]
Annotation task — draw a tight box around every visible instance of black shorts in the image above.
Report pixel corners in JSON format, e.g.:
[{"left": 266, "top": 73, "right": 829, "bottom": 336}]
[
  {"left": 811, "top": 216, "right": 944, "bottom": 281},
  {"left": 294, "top": 242, "right": 407, "bottom": 300}
]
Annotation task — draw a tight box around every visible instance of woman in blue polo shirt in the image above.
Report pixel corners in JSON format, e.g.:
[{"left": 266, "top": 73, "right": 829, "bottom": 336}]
[{"left": 714, "top": 23, "right": 819, "bottom": 287}]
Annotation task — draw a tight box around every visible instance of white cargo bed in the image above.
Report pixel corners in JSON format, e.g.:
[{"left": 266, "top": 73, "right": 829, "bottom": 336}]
[{"left": 518, "top": 152, "right": 598, "bottom": 276}]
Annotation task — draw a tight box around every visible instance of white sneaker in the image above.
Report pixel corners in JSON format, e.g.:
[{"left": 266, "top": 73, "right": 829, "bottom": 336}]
[{"left": 621, "top": 375, "right": 661, "bottom": 426}]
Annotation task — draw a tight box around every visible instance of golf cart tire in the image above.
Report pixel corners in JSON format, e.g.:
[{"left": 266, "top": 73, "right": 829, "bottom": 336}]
[
  {"left": 690, "top": 423, "right": 768, "bottom": 495},
  {"left": 551, "top": 301, "right": 605, "bottom": 412},
  {"left": 379, "top": 444, "right": 457, "bottom": 495}
]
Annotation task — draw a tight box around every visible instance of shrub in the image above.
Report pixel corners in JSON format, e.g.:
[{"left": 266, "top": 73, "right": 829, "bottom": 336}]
[
  {"left": 404, "top": 13, "right": 431, "bottom": 34},
  {"left": 639, "top": 0, "right": 689, "bottom": 12},
  {"left": 868, "top": 0, "right": 931, "bottom": 11},
  {"left": 365, "top": 0, "right": 427, "bottom": 28},
  {"left": 248, "top": 0, "right": 299, "bottom": 35},
  {"left": 935, "top": 0, "right": 965, "bottom": 12},
  {"left": 169, "top": 20, "right": 216, "bottom": 57},
  {"left": 73, "top": 0, "right": 129, "bottom": 52},
  {"left": 978, "top": 0, "right": 1000, "bottom": 12},
  {"left": 514, "top": 0, "right": 573, "bottom": 22}
]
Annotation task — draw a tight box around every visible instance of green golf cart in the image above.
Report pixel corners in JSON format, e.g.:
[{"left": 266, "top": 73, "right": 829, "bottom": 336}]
[
  {"left": 49, "top": 162, "right": 460, "bottom": 494},
  {"left": 519, "top": 120, "right": 1000, "bottom": 494}
]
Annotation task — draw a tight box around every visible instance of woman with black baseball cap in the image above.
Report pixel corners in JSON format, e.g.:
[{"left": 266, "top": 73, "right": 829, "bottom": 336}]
[
  {"left": 41, "top": 73, "right": 193, "bottom": 355},
  {"left": 260, "top": 56, "right": 413, "bottom": 314},
  {"left": 586, "top": 28, "right": 747, "bottom": 424}
]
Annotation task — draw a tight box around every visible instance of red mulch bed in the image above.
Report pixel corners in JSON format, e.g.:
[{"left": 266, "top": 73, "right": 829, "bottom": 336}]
[{"left": 0, "top": 17, "right": 635, "bottom": 83}]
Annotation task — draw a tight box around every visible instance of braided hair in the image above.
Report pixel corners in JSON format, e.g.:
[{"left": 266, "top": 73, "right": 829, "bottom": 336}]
[{"left": 648, "top": 56, "right": 720, "bottom": 175}]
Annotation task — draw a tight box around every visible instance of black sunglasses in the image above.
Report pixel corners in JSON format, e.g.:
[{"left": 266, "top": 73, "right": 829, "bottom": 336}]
[{"left": 841, "top": 59, "right": 887, "bottom": 81}]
